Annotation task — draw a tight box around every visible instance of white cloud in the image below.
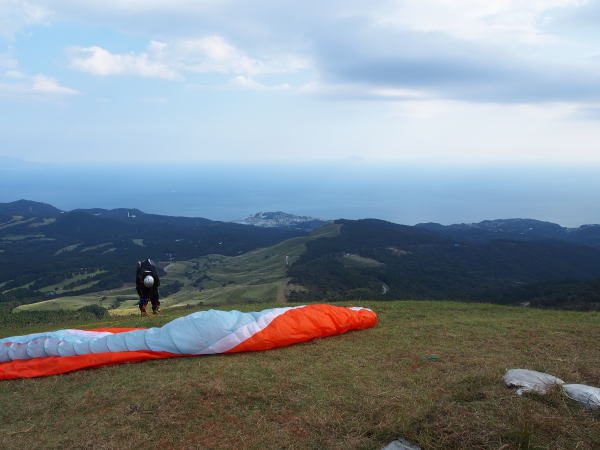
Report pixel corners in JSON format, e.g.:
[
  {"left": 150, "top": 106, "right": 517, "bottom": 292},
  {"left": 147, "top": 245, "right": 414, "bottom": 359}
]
[
  {"left": 3, "top": 0, "right": 587, "bottom": 44},
  {"left": 0, "top": 0, "right": 51, "bottom": 39},
  {"left": 230, "top": 75, "right": 290, "bottom": 91},
  {"left": 68, "top": 37, "right": 307, "bottom": 81},
  {"left": 30, "top": 74, "right": 79, "bottom": 95},
  {"left": 0, "top": 70, "right": 79, "bottom": 97},
  {"left": 3, "top": 0, "right": 599, "bottom": 106},
  {"left": 169, "top": 36, "right": 267, "bottom": 75},
  {"left": 299, "top": 80, "right": 430, "bottom": 101},
  {"left": 68, "top": 45, "right": 183, "bottom": 80},
  {"left": 372, "top": 0, "right": 587, "bottom": 42}
]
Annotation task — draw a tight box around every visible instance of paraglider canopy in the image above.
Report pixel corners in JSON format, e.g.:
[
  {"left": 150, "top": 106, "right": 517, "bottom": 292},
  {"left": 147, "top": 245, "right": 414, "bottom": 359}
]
[{"left": 0, "top": 304, "right": 377, "bottom": 380}]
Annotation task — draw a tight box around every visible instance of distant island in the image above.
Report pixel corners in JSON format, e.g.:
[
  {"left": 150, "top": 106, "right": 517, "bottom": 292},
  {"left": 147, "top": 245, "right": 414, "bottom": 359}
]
[{"left": 236, "top": 211, "right": 329, "bottom": 231}]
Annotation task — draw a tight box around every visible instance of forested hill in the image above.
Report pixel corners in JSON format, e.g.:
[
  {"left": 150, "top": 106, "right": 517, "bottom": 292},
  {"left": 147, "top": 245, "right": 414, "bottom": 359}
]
[
  {"left": 0, "top": 200, "right": 303, "bottom": 308},
  {"left": 416, "top": 218, "right": 600, "bottom": 247},
  {"left": 288, "top": 219, "right": 600, "bottom": 309},
  {"left": 0, "top": 199, "right": 64, "bottom": 217},
  {"left": 4, "top": 200, "right": 600, "bottom": 311}
]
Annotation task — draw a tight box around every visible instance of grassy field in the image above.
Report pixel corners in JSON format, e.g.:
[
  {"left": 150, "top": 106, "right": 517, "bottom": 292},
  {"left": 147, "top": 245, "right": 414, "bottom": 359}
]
[
  {"left": 1, "top": 300, "right": 598, "bottom": 449},
  {"left": 15, "top": 284, "right": 139, "bottom": 313},
  {"left": 15, "top": 223, "right": 341, "bottom": 314},
  {"left": 38, "top": 270, "right": 107, "bottom": 294}
]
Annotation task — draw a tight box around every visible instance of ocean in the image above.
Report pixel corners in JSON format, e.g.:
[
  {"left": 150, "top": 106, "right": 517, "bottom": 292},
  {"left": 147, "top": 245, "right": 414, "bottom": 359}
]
[{"left": 1, "top": 162, "right": 599, "bottom": 227}]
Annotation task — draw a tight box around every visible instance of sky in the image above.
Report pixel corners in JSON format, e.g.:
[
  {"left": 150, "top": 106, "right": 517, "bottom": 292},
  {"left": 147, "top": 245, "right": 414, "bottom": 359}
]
[{"left": 1, "top": 1, "right": 600, "bottom": 164}]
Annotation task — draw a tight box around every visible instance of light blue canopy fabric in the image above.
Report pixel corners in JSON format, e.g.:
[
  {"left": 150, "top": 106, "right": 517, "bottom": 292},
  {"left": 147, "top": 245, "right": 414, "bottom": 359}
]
[{"left": 0, "top": 307, "right": 299, "bottom": 362}]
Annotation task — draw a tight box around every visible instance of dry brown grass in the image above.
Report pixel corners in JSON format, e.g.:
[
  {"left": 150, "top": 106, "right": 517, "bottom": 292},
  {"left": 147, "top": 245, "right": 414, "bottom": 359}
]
[{"left": 0, "top": 301, "right": 598, "bottom": 449}]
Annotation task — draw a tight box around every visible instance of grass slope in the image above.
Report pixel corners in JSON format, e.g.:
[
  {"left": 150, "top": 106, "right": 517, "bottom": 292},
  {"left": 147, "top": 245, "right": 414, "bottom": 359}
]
[
  {"left": 1, "top": 301, "right": 598, "bottom": 449},
  {"left": 16, "top": 224, "right": 340, "bottom": 314}
]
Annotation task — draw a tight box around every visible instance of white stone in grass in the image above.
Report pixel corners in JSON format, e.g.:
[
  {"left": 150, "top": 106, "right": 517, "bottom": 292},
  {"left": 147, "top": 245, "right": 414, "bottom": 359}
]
[{"left": 503, "top": 369, "right": 565, "bottom": 395}]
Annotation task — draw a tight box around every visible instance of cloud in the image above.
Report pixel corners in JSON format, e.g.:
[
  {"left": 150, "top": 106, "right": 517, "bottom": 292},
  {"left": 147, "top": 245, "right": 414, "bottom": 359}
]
[
  {"left": 299, "top": 80, "right": 428, "bottom": 101},
  {"left": 0, "top": 70, "right": 79, "bottom": 97},
  {"left": 185, "top": 75, "right": 291, "bottom": 92},
  {"left": 68, "top": 37, "right": 307, "bottom": 81},
  {"left": 309, "top": 17, "right": 600, "bottom": 104},
  {"left": 549, "top": 0, "right": 600, "bottom": 28},
  {"left": 230, "top": 75, "right": 291, "bottom": 91},
  {"left": 30, "top": 74, "right": 79, "bottom": 95},
  {"left": 0, "top": 0, "right": 50, "bottom": 39},
  {"left": 167, "top": 37, "right": 264, "bottom": 75},
  {"left": 5, "top": 0, "right": 600, "bottom": 104},
  {"left": 370, "top": 0, "right": 586, "bottom": 43},
  {"left": 4, "top": 0, "right": 586, "bottom": 45},
  {"left": 68, "top": 45, "right": 183, "bottom": 80}
]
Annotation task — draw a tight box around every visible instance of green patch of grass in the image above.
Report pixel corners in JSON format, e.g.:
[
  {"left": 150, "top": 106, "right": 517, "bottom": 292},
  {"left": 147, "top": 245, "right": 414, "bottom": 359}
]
[
  {"left": 0, "top": 217, "right": 36, "bottom": 230},
  {"left": 132, "top": 239, "right": 144, "bottom": 247},
  {"left": 28, "top": 218, "right": 56, "bottom": 228},
  {"left": 163, "top": 224, "right": 341, "bottom": 305},
  {"left": 342, "top": 253, "right": 385, "bottom": 267},
  {"left": 14, "top": 287, "right": 129, "bottom": 313},
  {"left": 38, "top": 270, "right": 106, "bottom": 294},
  {"left": 54, "top": 244, "right": 81, "bottom": 255},
  {"left": 4, "top": 280, "right": 36, "bottom": 292},
  {"left": 0, "top": 233, "right": 46, "bottom": 241},
  {"left": 14, "top": 296, "right": 99, "bottom": 312},
  {"left": 0, "top": 301, "right": 598, "bottom": 449},
  {"left": 80, "top": 242, "right": 112, "bottom": 252},
  {"left": 168, "top": 281, "right": 282, "bottom": 308}
]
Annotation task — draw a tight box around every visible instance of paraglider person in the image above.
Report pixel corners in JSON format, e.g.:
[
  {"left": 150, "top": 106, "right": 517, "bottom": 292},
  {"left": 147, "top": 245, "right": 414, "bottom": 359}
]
[{"left": 136, "top": 258, "right": 160, "bottom": 316}]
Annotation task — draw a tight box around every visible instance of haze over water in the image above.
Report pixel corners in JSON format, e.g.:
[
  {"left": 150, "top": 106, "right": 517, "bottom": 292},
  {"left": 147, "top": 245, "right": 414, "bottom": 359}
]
[{"left": 2, "top": 162, "right": 599, "bottom": 227}]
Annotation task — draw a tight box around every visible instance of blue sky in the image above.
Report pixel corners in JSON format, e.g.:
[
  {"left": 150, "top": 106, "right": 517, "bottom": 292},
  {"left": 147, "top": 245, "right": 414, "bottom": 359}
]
[{"left": 1, "top": 0, "right": 600, "bottom": 164}]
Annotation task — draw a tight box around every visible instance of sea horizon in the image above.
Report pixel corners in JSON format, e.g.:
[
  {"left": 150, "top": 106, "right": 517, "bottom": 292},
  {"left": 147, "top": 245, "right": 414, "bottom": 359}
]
[{"left": 2, "top": 161, "right": 600, "bottom": 227}]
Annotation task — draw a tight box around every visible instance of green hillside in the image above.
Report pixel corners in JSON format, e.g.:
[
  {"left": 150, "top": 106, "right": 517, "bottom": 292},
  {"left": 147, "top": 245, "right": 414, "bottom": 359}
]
[
  {"left": 0, "top": 200, "right": 304, "bottom": 309},
  {"left": 15, "top": 223, "right": 340, "bottom": 314},
  {"left": 1, "top": 301, "right": 598, "bottom": 449},
  {"left": 288, "top": 219, "right": 600, "bottom": 309}
]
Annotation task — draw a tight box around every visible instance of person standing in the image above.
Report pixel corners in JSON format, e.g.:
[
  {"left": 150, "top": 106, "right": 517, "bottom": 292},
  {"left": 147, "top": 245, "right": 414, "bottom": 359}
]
[{"left": 136, "top": 258, "right": 160, "bottom": 316}]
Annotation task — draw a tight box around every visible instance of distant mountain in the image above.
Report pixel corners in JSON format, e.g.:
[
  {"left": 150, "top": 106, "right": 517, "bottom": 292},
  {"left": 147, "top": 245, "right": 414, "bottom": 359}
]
[
  {"left": 288, "top": 219, "right": 600, "bottom": 309},
  {"left": 0, "top": 199, "right": 63, "bottom": 218},
  {"left": 237, "top": 211, "right": 329, "bottom": 231},
  {"left": 416, "top": 218, "right": 600, "bottom": 248}
]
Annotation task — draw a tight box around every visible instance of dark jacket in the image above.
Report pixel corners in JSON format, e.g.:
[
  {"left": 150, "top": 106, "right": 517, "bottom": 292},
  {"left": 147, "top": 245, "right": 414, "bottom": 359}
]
[{"left": 136, "top": 259, "right": 160, "bottom": 300}]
